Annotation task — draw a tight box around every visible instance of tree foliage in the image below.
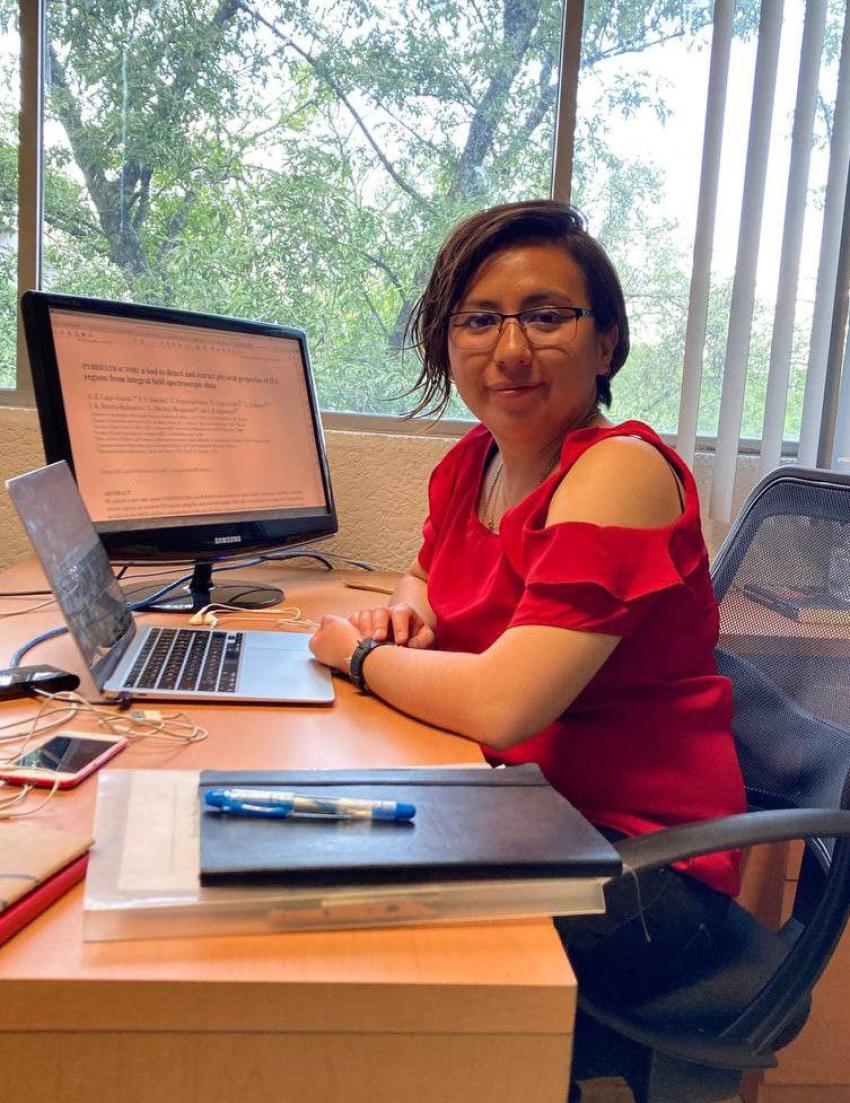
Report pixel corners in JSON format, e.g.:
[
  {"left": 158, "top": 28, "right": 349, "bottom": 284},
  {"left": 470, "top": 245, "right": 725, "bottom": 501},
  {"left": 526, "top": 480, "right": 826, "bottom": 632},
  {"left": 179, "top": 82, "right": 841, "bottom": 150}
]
[{"left": 0, "top": 0, "right": 840, "bottom": 439}]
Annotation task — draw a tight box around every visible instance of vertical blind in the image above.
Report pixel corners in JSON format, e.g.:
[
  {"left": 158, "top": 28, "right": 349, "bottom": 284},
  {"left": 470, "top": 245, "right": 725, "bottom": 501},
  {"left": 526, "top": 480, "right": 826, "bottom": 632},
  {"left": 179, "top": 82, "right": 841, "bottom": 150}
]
[{"left": 673, "top": 0, "right": 850, "bottom": 520}]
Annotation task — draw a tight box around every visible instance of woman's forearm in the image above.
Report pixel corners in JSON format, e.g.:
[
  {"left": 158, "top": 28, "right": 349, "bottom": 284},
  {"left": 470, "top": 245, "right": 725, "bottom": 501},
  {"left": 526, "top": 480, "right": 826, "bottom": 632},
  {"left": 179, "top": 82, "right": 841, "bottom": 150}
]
[
  {"left": 356, "top": 624, "right": 618, "bottom": 751},
  {"left": 312, "top": 599, "right": 618, "bottom": 749},
  {"left": 358, "top": 643, "right": 498, "bottom": 745}
]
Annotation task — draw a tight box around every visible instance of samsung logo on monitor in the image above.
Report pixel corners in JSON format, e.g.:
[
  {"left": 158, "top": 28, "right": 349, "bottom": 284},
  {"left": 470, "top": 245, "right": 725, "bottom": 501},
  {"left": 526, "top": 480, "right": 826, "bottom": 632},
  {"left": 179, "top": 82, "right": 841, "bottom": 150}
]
[{"left": 214, "top": 535, "right": 242, "bottom": 545}]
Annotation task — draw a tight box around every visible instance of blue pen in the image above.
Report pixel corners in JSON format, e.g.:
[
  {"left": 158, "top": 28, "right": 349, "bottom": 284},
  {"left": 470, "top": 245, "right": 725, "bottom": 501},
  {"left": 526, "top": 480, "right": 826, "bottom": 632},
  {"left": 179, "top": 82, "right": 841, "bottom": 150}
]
[{"left": 204, "top": 787, "right": 416, "bottom": 822}]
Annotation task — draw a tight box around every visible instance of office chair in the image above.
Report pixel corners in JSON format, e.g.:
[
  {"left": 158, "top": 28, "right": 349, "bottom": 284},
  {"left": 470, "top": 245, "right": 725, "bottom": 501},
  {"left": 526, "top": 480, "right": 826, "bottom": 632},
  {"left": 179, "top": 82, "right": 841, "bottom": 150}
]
[{"left": 570, "top": 466, "right": 850, "bottom": 1103}]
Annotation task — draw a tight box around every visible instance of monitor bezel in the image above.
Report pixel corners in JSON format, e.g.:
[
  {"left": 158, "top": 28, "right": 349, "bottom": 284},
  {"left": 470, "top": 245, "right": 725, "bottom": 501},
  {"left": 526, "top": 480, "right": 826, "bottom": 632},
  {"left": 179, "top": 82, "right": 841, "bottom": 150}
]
[{"left": 21, "top": 290, "right": 338, "bottom": 563}]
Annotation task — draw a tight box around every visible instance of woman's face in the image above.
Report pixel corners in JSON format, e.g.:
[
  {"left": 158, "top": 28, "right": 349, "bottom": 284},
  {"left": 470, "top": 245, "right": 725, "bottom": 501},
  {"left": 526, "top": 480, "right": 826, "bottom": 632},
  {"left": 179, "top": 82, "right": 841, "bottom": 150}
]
[{"left": 447, "top": 242, "right": 617, "bottom": 444}]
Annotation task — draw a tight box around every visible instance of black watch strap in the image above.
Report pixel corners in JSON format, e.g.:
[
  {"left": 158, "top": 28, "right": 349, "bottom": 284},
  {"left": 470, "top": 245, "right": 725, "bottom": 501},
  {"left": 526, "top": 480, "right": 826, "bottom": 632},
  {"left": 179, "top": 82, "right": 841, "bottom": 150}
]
[{"left": 347, "top": 637, "right": 389, "bottom": 692}]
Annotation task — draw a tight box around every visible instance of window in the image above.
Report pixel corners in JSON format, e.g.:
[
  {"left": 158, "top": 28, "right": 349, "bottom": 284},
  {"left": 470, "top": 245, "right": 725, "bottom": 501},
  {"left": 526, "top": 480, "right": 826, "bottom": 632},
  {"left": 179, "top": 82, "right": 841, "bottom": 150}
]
[
  {"left": 571, "top": 1, "right": 844, "bottom": 449},
  {"left": 6, "top": 0, "right": 850, "bottom": 514},
  {"left": 38, "top": 0, "right": 566, "bottom": 416}
]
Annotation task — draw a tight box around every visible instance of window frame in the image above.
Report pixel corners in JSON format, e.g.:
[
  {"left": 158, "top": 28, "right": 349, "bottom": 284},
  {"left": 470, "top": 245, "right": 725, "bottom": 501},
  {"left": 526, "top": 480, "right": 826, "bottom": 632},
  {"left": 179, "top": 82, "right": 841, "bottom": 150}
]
[{"left": 8, "top": 0, "right": 42, "bottom": 405}]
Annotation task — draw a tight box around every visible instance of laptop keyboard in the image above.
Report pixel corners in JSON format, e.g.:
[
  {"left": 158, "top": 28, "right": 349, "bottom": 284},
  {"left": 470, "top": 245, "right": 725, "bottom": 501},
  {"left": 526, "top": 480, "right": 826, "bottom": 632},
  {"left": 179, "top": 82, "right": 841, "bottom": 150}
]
[{"left": 122, "top": 628, "right": 243, "bottom": 694}]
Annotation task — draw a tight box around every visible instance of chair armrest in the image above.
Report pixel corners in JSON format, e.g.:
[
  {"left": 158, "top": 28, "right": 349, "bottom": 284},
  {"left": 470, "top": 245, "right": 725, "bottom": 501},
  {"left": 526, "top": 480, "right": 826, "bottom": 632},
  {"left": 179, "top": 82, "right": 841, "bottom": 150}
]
[{"left": 614, "top": 809, "right": 850, "bottom": 876}]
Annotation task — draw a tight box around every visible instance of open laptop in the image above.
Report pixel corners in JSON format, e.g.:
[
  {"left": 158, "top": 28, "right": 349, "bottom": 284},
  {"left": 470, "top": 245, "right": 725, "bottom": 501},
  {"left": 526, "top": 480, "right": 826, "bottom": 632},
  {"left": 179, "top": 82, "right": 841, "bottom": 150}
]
[{"left": 7, "top": 461, "right": 335, "bottom": 704}]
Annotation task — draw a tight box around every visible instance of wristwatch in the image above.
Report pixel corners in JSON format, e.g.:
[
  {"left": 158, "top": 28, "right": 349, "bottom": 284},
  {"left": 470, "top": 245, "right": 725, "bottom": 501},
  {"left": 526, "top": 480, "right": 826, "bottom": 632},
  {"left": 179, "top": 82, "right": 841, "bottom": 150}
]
[{"left": 347, "top": 637, "right": 389, "bottom": 693}]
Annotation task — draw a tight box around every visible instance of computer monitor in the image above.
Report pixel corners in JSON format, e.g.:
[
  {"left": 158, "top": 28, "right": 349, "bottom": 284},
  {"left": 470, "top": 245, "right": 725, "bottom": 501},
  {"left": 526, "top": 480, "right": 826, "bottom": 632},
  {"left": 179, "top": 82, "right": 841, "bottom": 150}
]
[{"left": 20, "top": 291, "right": 338, "bottom": 611}]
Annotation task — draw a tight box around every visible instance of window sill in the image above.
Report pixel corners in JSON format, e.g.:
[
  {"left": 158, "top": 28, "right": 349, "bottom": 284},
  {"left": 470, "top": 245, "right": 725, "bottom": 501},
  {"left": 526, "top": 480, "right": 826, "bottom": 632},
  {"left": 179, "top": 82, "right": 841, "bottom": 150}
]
[
  {"left": 2, "top": 399, "right": 802, "bottom": 457},
  {"left": 320, "top": 410, "right": 800, "bottom": 457}
]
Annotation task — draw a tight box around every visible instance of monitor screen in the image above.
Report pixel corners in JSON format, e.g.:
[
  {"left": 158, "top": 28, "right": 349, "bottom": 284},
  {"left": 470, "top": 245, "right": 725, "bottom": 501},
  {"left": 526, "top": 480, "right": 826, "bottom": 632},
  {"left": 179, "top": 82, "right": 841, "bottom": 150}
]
[{"left": 21, "top": 292, "right": 337, "bottom": 569}]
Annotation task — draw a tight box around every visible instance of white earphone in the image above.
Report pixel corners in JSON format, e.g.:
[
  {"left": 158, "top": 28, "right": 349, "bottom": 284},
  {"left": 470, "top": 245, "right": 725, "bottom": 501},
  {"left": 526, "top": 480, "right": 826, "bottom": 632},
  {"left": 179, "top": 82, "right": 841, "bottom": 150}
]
[
  {"left": 188, "top": 609, "right": 221, "bottom": 626},
  {"left": 187, "top": 603, "right": 318, "bottom": 631}
]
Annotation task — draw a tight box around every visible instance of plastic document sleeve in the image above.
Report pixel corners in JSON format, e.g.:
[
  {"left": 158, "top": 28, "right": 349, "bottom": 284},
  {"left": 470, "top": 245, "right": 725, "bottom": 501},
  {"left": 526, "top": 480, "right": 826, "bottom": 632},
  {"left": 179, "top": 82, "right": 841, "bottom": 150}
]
[{"left": 84, "top": 769, "right": 613, "bottom": 941}]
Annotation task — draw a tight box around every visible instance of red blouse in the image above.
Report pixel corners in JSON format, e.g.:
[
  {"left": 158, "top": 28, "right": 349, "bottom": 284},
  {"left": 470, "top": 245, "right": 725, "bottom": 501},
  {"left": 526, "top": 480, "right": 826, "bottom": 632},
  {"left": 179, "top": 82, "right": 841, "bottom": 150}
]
[{"left": 418, "top": 420, "right": 746, "bottom": 896}]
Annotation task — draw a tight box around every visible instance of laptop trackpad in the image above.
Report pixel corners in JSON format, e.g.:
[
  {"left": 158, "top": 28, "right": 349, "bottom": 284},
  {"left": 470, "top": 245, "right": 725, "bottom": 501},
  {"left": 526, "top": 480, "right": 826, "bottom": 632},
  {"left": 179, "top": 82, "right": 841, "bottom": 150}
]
[{"left": 240, "top": 631, "right": 334, "bottom": 702}]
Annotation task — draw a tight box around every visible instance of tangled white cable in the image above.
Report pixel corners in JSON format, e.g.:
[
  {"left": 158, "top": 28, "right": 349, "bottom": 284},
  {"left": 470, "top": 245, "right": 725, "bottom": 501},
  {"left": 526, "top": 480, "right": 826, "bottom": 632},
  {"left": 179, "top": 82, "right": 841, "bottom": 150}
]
[
  {"left": 187, "top": 603, "right": 319, "bottom": 631},
  {"left": 0, "top": 773, "right": 60, "bottom": 819},
  {"left": 0, "top": 689, "right": 207, "bottom": 820}
]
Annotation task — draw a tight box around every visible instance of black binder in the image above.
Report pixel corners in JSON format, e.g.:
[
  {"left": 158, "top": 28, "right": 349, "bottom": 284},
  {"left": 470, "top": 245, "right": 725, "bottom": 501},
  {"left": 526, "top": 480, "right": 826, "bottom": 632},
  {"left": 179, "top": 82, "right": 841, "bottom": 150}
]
[{"left": 198, "top": 764, "right": 622, "bottom": 887}]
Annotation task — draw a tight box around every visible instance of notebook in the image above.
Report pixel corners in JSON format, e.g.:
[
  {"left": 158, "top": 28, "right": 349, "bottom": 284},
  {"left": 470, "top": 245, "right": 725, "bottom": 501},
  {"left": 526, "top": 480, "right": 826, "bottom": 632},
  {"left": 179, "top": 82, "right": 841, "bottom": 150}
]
[
  {"left": 6, "top": 461, "right": 334, "bottom": 704},
  {"left": 198, "top": 763, "right": 622, "bottom": 887},
  {"left": 0, "top": 823, "right": 92, "bottom": 946},
  {"left": 0, "top": 855, "right": 90, "bottom": 948}
]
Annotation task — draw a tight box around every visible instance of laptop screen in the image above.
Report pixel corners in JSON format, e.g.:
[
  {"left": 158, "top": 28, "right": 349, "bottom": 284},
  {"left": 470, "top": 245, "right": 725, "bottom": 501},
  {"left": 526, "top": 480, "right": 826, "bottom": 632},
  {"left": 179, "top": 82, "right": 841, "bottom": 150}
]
[{"left": 7, "top": 461, "right": 134, "bottom": 689}]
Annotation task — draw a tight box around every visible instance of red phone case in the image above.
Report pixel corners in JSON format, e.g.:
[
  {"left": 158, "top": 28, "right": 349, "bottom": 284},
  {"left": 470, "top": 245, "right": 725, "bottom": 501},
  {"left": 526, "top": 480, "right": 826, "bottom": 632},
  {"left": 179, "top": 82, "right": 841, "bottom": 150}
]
[{"left": 0, "top": 735, "right": 127, "bottom": 789}]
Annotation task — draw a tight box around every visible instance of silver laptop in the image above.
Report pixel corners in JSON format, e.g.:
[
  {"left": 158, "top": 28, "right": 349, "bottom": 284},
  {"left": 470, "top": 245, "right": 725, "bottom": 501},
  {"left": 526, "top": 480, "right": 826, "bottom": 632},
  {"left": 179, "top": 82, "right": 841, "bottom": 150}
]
[{"left": 7, "top": 462, "right": 335, "bottom": 704}]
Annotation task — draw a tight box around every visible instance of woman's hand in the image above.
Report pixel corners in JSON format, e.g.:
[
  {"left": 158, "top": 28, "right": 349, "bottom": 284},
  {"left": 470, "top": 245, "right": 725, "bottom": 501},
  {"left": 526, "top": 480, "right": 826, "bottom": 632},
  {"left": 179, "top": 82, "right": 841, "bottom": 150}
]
[
  {"left": 348, "top": 603, "right": 436, "bottom": 649},
  {"left": 309, "top": 614, "right": 362, "bottom": 673}
]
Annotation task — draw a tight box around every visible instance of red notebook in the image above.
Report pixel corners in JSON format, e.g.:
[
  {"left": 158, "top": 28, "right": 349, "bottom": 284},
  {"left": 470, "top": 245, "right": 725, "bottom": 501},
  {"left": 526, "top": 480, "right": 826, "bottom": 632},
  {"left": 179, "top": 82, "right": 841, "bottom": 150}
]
[
  {"left": 0, "top": 824, "right": 92, "bottom": 947},
  {"left": 0, "top": 854, "right": 89, "bottom": 947}
]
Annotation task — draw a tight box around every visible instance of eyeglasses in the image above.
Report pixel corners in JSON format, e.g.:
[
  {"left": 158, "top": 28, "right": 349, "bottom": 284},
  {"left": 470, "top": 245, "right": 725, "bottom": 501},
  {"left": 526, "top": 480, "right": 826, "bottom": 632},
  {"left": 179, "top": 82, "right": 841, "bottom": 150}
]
[{"left": 448, "top": 306, "right": 594, "bottom": 350}]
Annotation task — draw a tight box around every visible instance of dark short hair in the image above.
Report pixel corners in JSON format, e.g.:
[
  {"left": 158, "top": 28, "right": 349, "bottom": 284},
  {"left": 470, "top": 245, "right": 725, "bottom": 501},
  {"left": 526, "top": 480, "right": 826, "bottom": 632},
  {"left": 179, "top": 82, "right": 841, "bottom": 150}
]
[{"left": 405, "top": 199, "right": 630, "bottom": 418}]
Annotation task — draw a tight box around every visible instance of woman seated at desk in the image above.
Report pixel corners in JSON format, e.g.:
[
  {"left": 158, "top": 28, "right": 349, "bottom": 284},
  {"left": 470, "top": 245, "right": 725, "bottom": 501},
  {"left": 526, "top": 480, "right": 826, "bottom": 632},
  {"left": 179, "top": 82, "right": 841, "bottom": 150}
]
[{"left": 309, "top": 199, "right": 746, "bottom": 998}]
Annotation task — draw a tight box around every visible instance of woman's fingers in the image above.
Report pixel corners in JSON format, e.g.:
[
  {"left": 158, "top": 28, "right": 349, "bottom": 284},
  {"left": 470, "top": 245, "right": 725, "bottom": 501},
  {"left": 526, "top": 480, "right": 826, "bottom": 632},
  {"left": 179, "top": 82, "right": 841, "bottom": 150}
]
[
  {"left": 348, "top": 604, "right": 427, "bottom": 646},
  {"left": 370, "top": 607, "right": 392, "bottom": 640},
  {"left": 390, "top": 606, "right": 415, "bottom": 645},
  {"left": 408, "top": 624, "right": 436, "bottom": 649},
  {"left": 350, "top": 608, "right": 376, "bottom": 637},
  {"left": 349, "top": 606, "right": 391, "bottom": 640}
]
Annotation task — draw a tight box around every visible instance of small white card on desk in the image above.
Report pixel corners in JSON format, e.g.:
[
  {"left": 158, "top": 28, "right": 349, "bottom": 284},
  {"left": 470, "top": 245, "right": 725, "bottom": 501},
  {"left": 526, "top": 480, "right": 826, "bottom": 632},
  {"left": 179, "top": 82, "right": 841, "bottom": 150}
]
[{"left": 119, "top": 770, "right": 200, "bottom": 893}]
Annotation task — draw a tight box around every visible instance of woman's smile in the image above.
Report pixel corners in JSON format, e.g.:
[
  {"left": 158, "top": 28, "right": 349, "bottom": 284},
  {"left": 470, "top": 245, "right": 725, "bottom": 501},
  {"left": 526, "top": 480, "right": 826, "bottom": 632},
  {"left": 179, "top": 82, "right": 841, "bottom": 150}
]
[{"left": 487, "top": 380, "right": 545, "bottom": 400}]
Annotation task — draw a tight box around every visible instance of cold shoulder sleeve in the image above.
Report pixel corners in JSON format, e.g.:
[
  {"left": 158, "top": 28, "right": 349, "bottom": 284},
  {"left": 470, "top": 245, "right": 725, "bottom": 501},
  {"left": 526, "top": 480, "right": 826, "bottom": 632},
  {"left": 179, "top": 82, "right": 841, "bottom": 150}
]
[{"left": 505, "top": 518, "right": 706, "bottom": 638}]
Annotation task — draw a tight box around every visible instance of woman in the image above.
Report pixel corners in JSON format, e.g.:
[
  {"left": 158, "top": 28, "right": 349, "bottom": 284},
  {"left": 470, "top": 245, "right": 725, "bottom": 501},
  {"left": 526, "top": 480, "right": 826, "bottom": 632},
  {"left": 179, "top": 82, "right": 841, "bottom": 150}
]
[{"left": 309, "top": 199, "right": 746, "bottom": 997}]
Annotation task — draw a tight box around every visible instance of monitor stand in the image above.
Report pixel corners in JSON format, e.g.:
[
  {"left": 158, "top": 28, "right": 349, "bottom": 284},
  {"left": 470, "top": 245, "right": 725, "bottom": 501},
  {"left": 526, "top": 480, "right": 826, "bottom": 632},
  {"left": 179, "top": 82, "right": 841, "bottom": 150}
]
[{"left": 120, "top": 561, "right": 283, "bottom": 613}]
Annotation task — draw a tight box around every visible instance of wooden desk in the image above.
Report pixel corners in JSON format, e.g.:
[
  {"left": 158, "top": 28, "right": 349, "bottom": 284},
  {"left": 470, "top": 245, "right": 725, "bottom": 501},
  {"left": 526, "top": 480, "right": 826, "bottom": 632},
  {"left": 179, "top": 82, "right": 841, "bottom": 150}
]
[{"left": 0, "top": 560, "right": 574, "bottom": 1103}]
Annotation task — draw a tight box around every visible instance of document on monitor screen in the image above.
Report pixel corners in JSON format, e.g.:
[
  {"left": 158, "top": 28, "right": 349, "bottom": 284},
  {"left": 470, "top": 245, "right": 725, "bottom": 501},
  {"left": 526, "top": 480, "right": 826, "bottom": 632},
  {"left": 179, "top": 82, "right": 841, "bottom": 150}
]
[{"left": 51, "top": 308, "right": 327, "bottom": 529}]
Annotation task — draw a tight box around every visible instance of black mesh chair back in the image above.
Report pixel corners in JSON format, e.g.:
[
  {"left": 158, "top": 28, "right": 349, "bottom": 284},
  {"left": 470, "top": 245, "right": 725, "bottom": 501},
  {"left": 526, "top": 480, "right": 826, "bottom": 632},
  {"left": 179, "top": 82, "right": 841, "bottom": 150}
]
[
  {"left": 571, "top": 466, "right": 850, "bottom": 1103},
  {"left": 714, "top": 468, "right": 850, "bottom": 810},
  {"left": 711, "top": 466, "right": 850, "bottom": 1046}
]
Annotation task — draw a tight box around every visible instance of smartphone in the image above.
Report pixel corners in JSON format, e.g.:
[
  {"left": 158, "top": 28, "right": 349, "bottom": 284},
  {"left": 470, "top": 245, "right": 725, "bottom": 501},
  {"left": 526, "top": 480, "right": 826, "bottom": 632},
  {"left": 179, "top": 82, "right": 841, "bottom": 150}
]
[{"left": 0, "top": 731, "right": 127, "bottom": 788}]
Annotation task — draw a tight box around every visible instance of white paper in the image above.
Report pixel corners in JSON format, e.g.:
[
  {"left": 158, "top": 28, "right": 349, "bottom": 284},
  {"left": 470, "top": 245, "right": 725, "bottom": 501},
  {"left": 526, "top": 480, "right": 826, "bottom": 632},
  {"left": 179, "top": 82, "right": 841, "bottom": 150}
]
[{"left": 118, "top": 769, "right": 200, "bottom": 892}]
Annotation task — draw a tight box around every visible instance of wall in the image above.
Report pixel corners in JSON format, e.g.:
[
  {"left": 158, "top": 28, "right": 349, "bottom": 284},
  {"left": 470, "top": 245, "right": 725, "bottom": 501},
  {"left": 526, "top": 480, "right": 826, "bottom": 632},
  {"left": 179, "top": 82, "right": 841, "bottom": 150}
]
[
  {"left": 0, "top": 406, "right": 45, "bottom": 566},
  {"left": 0, "top": 405, "right": 763, "bottom": 571}
]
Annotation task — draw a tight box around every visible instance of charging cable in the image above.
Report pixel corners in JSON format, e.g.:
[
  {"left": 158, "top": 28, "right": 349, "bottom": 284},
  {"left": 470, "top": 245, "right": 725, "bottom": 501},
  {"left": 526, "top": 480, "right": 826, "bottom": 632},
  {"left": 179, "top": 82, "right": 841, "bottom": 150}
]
[
  {"left": 0, "top": 772, "right": 62, "bottom": 819},
  {"left": 25, "top": 690, "right": 209, "bottom": 748},
  {"left": 0, "top": 596, "right": 56, "bottom": 618},
  {"left": 187, "top": 602, "right": 319, "bottom": 631},
  {"left": 0, "top": 690, "right": 207, "bottom": 820}
]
